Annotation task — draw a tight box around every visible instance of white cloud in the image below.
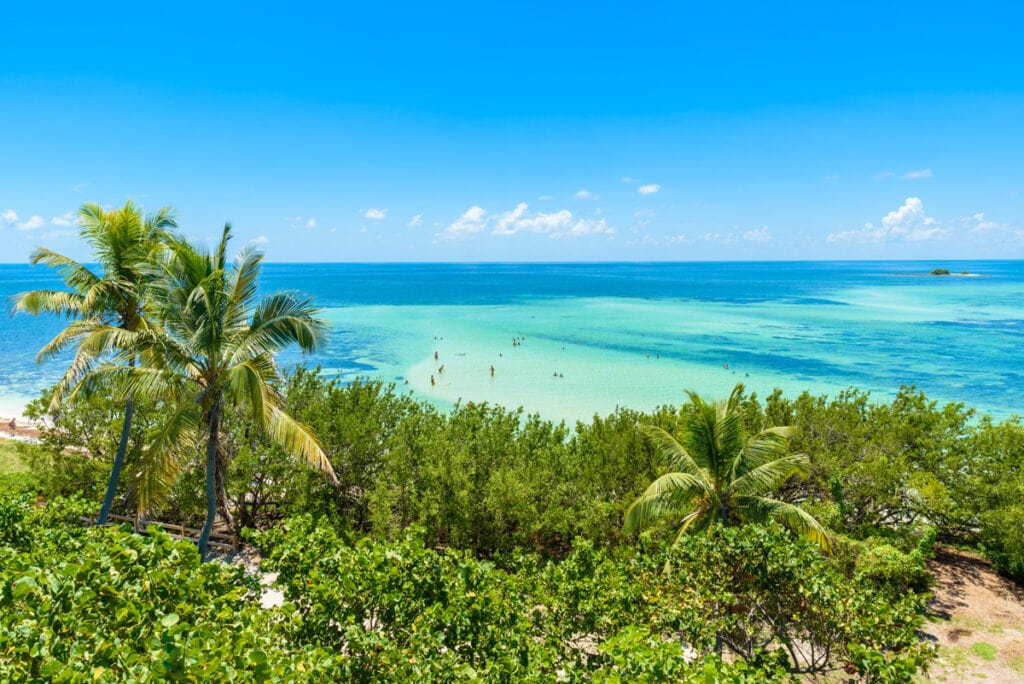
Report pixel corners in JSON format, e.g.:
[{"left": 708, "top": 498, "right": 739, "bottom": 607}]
[
  {"left": 638, "top": 184, "right": 661, "bottom": 195},
  {"left": 440, "top": 202, "right": 615, "bottom": 240},
  {"left": 873, "top": 171, "right": 895, "bottom": 181},
  {"left": 620, "top": 176, "right": 639, "bottom": 184},
  {"left": 50, "top": 211, "right": 74, "bottom": 227},
  {"left": 364, "top": 208, "right": 387, "bottom": 220},
  {"left": 699, "top": 232, "right": 722, "bottom": 242},
  {"left": 406, "top": 213, "right": 423, "bottom": 227},
  {"left": 439, "top": 206, "right": 488, "bottom": 239},
  {"left": 568, "top": 218, "right": 613, "bottom": 237},
  {"left": 903, "top": 168, "right": 933, "bottom": 180},
  {"left": 253, "top": 235, "right": 270, "bottom": 244},
  {"left": 634, "top": 208, "right": 656, "bottom": 218},
  {"left": 493, "top": 203, "right": 530, "bottom": 235},
  {"left": 288, "top": 215, "right": 318, "bottom": 229},
  {"left": 494, "top": 204, "right": 612, "bottom": 238},
  {"left": 827, "top": 197, "right": 948, "bottom": 243},
  {"left": 537, "top": 194, "right": 553, "bottom": 201},
  {"left": 743, "top": 226, "right": 771, "bottom": 242},
  {"left": 1, "top": 209, "right": 17, "bottom": 225},
  {"left": 574, "top": 189, "right": 599, "bottom": 200},
  {"left": 17, "top": 215, "right": 45, "bottom": 231},
  {"left": 966, "top": 212, "right": 1017, "bottom": 237}
]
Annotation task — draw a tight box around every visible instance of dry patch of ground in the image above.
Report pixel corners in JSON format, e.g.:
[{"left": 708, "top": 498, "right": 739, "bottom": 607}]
[{"left": 921, "top": 547, "right": 1024, "bottom": 682}]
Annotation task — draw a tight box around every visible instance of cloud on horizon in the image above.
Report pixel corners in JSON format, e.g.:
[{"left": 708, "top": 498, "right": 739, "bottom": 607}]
[
  {"left": 638, "top": 183, "right": 661, "bottom": 195},
  {"left": 439, "top": 203, "right": 614, "bottom": 240},
  {"left": 827, "top": 197, "right": 948, "bottom": 243}
]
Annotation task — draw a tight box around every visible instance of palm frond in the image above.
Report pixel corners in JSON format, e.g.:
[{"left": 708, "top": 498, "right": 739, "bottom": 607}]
[
  {"left": 623, "top": 471, "right": 708, "bottom": 533},
  {"left": 742, "top": 496, "right": 833, "bottom": 552},
  {"left": 640, "top": 424, "right": 704, "bottom": 476},
  {"left": 28, "top": 248, "right": 101, "bottom": 294},
  {"left": 225, "top": 356, "right": 280, "bottom": 427},
  {"left": 34, "top": 320, "right": 90, "bottom": 363},
  {"left": 726, "top": 453, "right": 810, "bottom": 498},
  {"left": 231, "top": 292, "right": 327, "bottom": 363},
  {"left": 266, "top": 407, "right": 337, "bottom": 483},
  {"left": 10, "top": 289, "right": 85, "bottom": 318},
  {"left": 131, "top": 400, "right": 200, "bottom": 514},
  {"left": 734, "top": 425, "right": 794, "bottom": 478}
]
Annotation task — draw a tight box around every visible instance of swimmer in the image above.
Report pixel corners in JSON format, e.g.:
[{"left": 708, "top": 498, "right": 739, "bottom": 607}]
[
  {"left": 434, "top": 351, "right": 438, "bottom": 361},
  {"left": 490, "top": 365, "right": 495, "bottom": 377},
  {"left": 438, "top": 364, "right": 445, "bottom": 373},
  {"left": 430, "top": 375, "right": 435, "bottom": 386}
]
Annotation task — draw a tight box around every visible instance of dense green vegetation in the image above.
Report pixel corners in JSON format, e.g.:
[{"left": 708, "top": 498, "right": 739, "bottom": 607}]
[
  {"left": 0, "top": 491, "right": 931, "bottom": 681},
  {"left": 8, "top": 371, "right": 1024, "bottom": 679},
  {"left": 24, "top": 368, "right": 1019, "bottom": 580},
  {"left": 4, "top": 203, "right": 1023, "bottom": 680}
]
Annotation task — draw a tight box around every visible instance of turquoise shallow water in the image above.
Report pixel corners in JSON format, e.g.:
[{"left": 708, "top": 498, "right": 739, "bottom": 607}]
[{"left": 2, "top": 261, "right": 1022, "bottom": 422}]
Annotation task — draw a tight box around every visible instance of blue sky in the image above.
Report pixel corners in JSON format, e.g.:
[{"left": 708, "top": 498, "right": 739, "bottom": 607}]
[{"left": 2, "top": 1, "right": 1023, "bottom": 262}]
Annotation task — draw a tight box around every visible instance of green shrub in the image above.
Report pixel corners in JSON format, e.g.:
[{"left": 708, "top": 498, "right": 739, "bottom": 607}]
[
  {"left": 855, "top": 540, "right": 933, "bottom": 595},
  {"left": 0, "top": 509, "right": 336, "bottom": 681},
  {"left": 979, "top": 504, "right": 1024, "bottom": 581}
]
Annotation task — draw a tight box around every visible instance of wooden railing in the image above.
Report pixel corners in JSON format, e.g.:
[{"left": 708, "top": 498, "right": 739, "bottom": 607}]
[{"left": 81, "top": 514, "right": 238, "bottom": 552}]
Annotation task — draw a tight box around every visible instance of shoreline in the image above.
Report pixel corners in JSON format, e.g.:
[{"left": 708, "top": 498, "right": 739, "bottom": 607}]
[{"left": 0, "top": 394, "right": 42, "bottom": 442}]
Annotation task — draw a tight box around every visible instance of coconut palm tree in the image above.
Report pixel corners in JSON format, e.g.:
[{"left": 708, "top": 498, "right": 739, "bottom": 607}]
[
  {"left": 624, "top": 384, "right": 831, "bottom": 551},
  {"left": 12, "top": 200, "right": 176, "bottom": 524},
  {"left": 123, "top": 224, "right": 336, "bottom": 559}
]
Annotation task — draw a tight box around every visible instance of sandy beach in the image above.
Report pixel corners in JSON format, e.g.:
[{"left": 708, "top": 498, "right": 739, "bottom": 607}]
[{"left": 0, "top": 396, "right": 41, "bottom": 442}]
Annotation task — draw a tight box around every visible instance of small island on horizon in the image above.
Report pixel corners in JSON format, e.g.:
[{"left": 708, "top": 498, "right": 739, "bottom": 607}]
[{"left": 886, "top": 268, "right": 986, "bottom": 277}]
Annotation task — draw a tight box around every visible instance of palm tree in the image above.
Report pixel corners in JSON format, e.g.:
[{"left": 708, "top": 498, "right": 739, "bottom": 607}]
[
  {"left": 624, "top": 384, "right": 831, "bottom": 551},
  {"left": 126, "top": 224, "right": 336, "bottom": 559},
  {"left": 12, "top": 200, "right": 177, "bottom": 524}
]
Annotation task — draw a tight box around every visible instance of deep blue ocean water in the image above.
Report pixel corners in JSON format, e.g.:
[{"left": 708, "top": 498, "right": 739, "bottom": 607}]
[{"left": 2, "top": 261, "right": 1022, "bottom": 420}]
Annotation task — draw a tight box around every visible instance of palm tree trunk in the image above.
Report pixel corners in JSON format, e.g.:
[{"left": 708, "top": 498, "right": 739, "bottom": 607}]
[
  {"left": 98, "top": 355, "right": 136, "bottom": 525},
  {"left": 97, "top": 396, "right": 134, "bottom": 524},
  {"left": 198, "top": 399, "right": 221, "bottom": 561},
  {"left": 216, "top": 449, "right": 235, "bottom": 531}
]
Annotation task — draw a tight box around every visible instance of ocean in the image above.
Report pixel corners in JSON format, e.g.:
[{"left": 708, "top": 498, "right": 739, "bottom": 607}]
[{"left": 2, "top": 261, "right": 1023, "bottom": 423}]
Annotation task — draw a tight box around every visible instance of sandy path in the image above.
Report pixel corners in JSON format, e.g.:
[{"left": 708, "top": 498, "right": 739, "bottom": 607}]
[{"left": 922, "top": 547, "right": 1024, "bottom": 682}]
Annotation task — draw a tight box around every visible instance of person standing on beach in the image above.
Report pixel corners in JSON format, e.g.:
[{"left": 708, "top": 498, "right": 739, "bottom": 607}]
[{"left": 8, "top": 418, "right": 15, "bottom": 436}]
